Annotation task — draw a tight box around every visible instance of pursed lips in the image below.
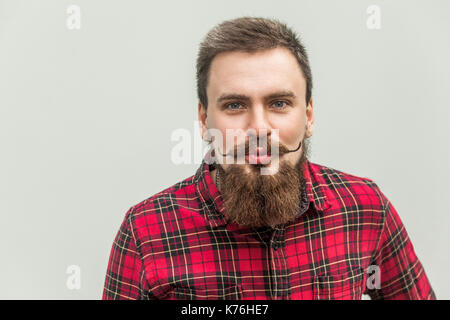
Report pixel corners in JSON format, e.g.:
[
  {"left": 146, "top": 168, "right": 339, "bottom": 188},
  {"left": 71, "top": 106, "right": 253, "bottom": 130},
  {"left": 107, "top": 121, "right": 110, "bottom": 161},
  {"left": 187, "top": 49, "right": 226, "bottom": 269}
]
[{"left": 245, "top": 147, "right": 272, "bottom": 164}]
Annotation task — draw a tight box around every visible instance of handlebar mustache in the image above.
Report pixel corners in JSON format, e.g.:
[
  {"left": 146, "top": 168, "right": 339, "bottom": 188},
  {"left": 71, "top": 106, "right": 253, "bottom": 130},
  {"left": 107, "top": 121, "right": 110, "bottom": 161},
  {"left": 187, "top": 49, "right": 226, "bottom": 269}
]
[{"left": 215, "top": 140, "right": 302, "bottom": 157}]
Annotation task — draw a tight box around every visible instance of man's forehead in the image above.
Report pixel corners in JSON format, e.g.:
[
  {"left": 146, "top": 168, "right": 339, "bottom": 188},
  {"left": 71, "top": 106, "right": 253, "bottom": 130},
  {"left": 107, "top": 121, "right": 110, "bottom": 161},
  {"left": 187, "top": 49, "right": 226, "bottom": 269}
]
[{"left": 207, "top": 48, "right": 306, "bottom": 102}]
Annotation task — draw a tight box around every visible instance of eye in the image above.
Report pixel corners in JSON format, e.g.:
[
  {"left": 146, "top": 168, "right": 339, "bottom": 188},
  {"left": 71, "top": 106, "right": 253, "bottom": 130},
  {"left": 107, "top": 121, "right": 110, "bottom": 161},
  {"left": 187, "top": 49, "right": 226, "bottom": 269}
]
[
  {"left": 271, "top": 100, "right": 289, "bottom": 109},
  {"left": 225, "top": 102, "right": 244, "bottom": 111}
]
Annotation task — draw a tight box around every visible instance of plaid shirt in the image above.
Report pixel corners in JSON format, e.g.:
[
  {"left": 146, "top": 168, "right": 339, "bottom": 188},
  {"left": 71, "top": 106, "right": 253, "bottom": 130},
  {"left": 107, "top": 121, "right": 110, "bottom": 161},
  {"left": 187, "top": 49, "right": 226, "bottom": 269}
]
[{"left": 102, "top": 154, "right": 436, "bottom": 300}]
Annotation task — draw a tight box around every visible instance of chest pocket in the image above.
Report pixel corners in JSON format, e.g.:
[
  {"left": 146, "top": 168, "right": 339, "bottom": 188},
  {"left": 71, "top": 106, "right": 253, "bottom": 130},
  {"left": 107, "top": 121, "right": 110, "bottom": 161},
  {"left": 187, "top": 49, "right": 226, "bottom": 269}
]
[
  {"left": 313, "top": 267, "right": 365, "bottom": 300},
  {"left": 164, "top": 284, "right": 243, "bottom": 300}
]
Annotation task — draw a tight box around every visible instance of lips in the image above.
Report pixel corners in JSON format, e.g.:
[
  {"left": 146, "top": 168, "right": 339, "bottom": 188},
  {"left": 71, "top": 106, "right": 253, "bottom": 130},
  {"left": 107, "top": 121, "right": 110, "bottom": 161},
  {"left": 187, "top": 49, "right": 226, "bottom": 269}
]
[{"left": 245, "top": 147, "right": 271, "bottom": 164}]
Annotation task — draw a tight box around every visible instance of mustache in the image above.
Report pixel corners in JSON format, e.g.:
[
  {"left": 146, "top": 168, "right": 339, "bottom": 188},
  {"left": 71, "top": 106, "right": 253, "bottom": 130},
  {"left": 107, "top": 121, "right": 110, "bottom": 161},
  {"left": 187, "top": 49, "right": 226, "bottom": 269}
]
[{"left": 216, "top": 139, "right": 302, "bottom": 158}]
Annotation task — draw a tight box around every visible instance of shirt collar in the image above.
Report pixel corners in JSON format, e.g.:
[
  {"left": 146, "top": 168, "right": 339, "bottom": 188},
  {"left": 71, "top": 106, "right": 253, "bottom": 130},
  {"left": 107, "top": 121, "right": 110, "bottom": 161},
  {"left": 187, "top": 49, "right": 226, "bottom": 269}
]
[{"left": 194, "top": 150, "right": 331, "bottom": 228}]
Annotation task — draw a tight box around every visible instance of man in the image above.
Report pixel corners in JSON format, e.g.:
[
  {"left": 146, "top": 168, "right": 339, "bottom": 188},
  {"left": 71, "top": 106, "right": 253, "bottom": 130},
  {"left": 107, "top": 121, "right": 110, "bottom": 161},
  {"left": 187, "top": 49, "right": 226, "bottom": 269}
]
[{"left": 102, "top": 17, "right": 435, "bottom": 300}]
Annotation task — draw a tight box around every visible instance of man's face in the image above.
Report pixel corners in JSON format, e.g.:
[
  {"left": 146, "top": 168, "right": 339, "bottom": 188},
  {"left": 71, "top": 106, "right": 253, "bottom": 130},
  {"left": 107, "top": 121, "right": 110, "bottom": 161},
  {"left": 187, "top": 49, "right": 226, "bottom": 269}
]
[
  {"left": 199, "top": 46, "right": 314, "bottom": 173},
  {"left": 198, "top": 46, "right": 315, "bottom": 228}
]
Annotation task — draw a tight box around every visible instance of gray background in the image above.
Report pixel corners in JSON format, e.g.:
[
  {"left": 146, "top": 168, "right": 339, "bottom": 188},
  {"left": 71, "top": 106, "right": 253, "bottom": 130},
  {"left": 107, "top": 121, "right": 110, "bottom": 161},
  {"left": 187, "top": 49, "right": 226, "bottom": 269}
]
[{"left": 1, "top": 0, "right": 449, "bottom": 299}]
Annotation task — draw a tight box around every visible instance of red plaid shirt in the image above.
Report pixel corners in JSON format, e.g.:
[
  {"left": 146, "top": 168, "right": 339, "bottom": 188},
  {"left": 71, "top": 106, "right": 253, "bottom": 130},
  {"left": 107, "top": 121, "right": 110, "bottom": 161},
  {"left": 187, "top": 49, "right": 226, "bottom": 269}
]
[{"left": 103, "top": 155, "right": 436, "bottom": 300}]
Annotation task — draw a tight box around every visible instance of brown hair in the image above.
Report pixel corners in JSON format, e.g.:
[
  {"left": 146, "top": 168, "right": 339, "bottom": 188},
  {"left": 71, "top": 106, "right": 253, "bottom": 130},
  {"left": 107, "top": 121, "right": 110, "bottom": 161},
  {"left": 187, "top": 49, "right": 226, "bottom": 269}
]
[{"left": 196, "top": 16, "right": 313, "bottom": 110}]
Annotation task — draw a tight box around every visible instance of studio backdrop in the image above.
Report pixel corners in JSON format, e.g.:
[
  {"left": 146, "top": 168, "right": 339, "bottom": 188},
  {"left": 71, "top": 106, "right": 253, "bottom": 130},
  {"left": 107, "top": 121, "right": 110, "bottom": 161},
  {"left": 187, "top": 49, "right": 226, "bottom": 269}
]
[{"left": 0, "top": 0, "right": 449, "bottom": 299}]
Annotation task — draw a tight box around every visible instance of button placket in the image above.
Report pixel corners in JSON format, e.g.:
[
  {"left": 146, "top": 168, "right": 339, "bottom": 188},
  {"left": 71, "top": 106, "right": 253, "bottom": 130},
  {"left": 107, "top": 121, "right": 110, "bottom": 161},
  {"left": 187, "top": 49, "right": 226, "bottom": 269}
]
[{"left": 268, "top": 225, "right": 289, "bottom": 299}]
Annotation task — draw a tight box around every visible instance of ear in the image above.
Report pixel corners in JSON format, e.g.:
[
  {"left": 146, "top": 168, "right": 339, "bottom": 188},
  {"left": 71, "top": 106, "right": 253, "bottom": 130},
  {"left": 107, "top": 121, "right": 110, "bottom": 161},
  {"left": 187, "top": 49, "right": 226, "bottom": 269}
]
[
  {"left": 305, "top": 98, "right": 314, "bottom": 138},
  {"left": 198, "top": 102, "right": 208, "bottom": 141}
]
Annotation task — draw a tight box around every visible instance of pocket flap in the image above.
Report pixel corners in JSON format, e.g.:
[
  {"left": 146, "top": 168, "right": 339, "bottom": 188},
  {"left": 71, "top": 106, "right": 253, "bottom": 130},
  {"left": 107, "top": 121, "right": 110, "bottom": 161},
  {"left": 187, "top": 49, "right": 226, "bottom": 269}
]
[
  {"left": 313, "top": 267, "right": 365, "bottom": 300},
  {"left": 167, "top": 284, "right": 243, "bottom": 300}
]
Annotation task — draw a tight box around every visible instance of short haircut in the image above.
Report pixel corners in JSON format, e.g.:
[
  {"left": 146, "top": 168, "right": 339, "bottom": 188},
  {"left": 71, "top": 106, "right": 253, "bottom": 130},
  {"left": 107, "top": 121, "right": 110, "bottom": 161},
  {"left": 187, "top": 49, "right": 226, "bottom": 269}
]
[{"left": 196, "top": 16, "right": 313, "bottom": 110}]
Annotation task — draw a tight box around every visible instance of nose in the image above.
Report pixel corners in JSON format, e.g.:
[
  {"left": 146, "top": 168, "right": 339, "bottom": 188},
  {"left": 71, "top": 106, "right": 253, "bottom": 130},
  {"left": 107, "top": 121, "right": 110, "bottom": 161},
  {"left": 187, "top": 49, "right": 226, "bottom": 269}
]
[{"left": 247, "top": 105, "right": 272, "bottom": 139}]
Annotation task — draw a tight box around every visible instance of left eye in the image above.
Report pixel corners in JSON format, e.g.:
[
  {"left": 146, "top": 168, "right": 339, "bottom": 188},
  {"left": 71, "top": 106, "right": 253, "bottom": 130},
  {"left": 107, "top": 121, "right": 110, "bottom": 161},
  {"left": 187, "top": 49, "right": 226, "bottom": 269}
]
[{"left": 272, "top": 101, "right": 287, "bottom": 109}]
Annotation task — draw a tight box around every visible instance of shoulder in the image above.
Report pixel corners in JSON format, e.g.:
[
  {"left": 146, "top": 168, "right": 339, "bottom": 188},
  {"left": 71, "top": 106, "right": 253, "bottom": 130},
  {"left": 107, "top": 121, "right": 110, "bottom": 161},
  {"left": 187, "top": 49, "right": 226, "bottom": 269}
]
[
  {"left": 124, "top": 174, "right": 200, "bottom": 225},
  {"left": 308, "top": 161, "right": 387, "bottom": 209}
]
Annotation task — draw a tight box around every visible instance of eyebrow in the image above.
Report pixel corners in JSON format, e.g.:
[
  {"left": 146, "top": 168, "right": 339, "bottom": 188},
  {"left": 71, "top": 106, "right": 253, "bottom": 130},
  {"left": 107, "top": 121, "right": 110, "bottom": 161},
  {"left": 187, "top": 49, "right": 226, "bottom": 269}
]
[{"left": 216, "top": 90, "right": 297, "bottom": 104}]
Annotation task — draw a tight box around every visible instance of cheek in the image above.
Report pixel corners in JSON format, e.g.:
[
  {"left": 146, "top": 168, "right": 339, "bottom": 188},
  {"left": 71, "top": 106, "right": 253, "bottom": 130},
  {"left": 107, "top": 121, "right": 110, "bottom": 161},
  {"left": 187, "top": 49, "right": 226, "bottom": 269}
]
[
  {"left": 276, "top": 118, "right": 304, "bottom": 146},
  {"left": 210, "top": 116, "right": 248, "bottom": 146},
  {"left": 209, "top": 108, "right": 242, "bottom": 130}
]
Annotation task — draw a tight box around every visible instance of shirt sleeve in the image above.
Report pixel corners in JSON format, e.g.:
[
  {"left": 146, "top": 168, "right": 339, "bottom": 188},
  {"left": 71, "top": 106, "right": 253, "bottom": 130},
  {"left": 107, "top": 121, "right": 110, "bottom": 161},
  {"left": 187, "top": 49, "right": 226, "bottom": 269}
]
[
  {"left": 102, "top": 207, "right": 148, "bottom": 300},
  {"left": 365, "top": 193, "right": 436, "bottom": 300}
]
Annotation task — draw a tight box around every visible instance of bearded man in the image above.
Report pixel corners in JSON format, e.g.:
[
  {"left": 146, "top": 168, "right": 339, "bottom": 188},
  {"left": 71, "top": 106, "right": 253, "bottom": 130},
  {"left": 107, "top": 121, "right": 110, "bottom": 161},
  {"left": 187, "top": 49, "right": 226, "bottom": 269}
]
[{"left": 103, "top": 16, "right": 435, "bottom": 300}]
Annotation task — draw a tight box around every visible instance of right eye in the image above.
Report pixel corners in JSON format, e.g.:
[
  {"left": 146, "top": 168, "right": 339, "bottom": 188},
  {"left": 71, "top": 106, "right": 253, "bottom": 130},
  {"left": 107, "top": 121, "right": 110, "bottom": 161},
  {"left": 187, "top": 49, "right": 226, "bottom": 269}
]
[{"left": 225, "top": 102, "right": 244, "bottom": 111}]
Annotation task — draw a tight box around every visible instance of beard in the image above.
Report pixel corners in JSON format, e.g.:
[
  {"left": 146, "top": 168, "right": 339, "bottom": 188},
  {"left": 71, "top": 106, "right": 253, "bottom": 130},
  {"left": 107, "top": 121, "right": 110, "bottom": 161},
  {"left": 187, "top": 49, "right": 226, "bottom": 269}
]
[{"left": 214, "top": 137, "right": 310, "bottom": 229}]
